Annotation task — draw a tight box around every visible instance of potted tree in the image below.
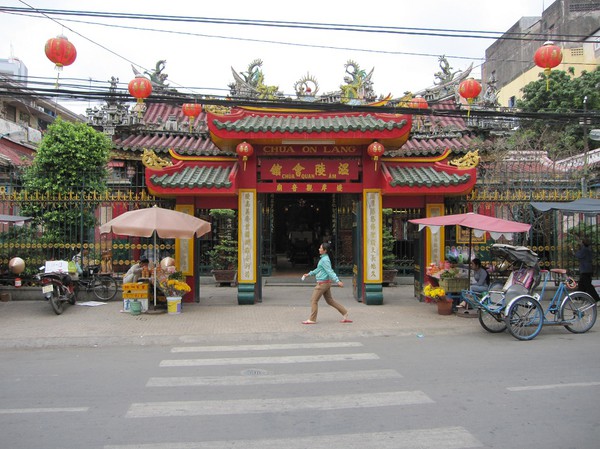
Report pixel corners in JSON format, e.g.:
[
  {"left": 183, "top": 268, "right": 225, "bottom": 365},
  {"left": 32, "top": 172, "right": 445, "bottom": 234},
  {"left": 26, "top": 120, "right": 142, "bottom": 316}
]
[
  {"left": 382, "top": 208, "right": 398, "bottom": 286},
  {"left": 207, "top": 209, "right": 238, "bottom": 286}
]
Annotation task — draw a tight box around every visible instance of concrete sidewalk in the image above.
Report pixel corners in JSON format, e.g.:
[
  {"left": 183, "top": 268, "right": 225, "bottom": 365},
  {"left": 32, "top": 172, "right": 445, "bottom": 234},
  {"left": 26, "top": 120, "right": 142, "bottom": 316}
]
[{"left": 0, "top": 280, "right": 479, "bottom": 349}]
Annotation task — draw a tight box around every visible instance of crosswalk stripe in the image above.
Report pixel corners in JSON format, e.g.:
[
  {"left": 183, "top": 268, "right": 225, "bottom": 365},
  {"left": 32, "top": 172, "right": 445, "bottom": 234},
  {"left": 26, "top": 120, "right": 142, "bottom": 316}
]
[
  {"left": 147, "top": 368, "right": 401, "bottom": 387},
  {"left": 105, "top": 426, "right": 481, "bottom": 449},
  {"left": 160, "top": 352, "right": 379, "bottom": 367},
  {"left": 126, "top": 391, "right": 434, "bottom": 418},
  {"left": 507, "top": 381, "right": 600, "bottom": 391},
  {"left": 0, "top": 407, "right": 89, "bottom": 414},
  {"left": 171, "top": 341, "right": 363, "bottom": 353}
]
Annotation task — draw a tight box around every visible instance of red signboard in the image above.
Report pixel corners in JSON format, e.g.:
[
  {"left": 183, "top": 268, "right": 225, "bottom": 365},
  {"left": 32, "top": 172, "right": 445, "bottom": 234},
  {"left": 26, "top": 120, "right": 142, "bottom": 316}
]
[
  {"left": 257, "top": 182, "right": 363, "bottom": 194},
  {"left": 257, "top": 144, "right": 361, "bottom": 157},
  {"left": 260, "top": 158, "right": 360, "bottom": 181}
]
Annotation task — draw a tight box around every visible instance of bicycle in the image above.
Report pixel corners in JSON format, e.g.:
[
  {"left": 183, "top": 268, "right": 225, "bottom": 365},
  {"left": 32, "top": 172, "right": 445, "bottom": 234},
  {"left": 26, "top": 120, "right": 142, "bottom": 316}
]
[{"left": 75, "top": 265, "right": 118, "bottom": 301}]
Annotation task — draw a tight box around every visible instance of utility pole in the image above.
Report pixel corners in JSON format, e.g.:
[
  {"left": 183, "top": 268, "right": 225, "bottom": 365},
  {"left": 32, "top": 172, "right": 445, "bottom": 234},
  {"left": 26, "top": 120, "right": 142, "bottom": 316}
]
[{"left": 582, "top": 95, "right": 589, "bottom": 196}]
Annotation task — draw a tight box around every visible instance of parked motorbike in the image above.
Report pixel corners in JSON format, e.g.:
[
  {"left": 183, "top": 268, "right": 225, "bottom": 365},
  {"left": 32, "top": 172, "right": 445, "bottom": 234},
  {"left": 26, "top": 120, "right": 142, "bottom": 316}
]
[{"left": 35, "top": 264, "right": 77, "bottom": 315}]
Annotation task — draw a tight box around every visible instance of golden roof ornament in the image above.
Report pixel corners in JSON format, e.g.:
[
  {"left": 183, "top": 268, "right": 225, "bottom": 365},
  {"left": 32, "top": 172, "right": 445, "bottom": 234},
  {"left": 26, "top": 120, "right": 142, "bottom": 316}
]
[
  {"left": 448, "top": 150, "right": 480, "bottom": 169},
  {"left": 141, "top": 149, "right": 173, "bottom": 169}
]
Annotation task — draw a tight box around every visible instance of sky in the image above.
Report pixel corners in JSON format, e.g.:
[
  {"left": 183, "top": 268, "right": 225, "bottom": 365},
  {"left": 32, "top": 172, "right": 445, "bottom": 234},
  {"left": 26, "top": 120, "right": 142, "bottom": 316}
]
[{"left": 0, "top": 0, "right": 549, "bottom": 114}]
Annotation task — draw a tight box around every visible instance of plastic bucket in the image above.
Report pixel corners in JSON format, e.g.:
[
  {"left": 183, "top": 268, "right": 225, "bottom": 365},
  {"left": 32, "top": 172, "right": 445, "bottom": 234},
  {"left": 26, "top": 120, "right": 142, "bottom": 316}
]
[
  {"left": 130, "top": 300, "right": 142, "bottom": 316},
  {"left": 167, "top": 297, "right": 181, "bottom": 315}
]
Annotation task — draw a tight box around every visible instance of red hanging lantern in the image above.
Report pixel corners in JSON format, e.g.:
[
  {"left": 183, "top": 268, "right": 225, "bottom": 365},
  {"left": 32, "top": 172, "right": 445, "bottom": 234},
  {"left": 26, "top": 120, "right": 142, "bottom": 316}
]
[
  {"left": 182, "top": 103, "right": 202, "bottom": 132},
  {"left": 45, "top": 35, "right": 77, "bottom": 70},
  {"left": 409, "top": 95, "right": 428, "bottom": 110},
  {"left": 236, "top": 141, "right": 254, "bottom": 170},
  {"left": 458, "top": 78, "right": 482, "bottom": 118},
  {"left": 367, "top": 141, "right": 385, "bottom": 171},
  {"left": 44, "top": 35, "right": 77, "bottom": 87},
  {"left": 128, "top": 75, "right": 153, "bottom": 116},
  {"left": 534, "top": 41, "right": 563, "bottom": 91},
  {"left": 409, "top": 96, "right": 428, "bottom": 130}
]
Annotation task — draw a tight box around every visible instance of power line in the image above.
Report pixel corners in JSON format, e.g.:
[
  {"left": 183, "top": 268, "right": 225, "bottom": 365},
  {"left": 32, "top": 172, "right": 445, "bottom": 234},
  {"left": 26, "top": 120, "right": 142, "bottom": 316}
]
[
  {"left": 1, "top": 6, "right": 593, "bottom": 43},
  {"left": 2, "top": 78, "right": 598, "bottom": 126}
]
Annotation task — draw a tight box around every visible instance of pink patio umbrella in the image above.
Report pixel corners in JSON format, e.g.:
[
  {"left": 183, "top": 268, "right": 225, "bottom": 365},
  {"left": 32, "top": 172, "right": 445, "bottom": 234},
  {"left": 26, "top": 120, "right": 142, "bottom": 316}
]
[
  {"left": 409, "top": 212, "right": 531, "bottom": 282},
  {"left": 99, "top": 206, "right": 211, "bottom": 307}
]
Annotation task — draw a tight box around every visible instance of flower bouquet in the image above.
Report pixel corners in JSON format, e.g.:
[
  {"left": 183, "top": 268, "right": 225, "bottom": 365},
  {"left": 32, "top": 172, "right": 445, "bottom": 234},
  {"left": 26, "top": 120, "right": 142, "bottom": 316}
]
[
  {"left": 423, "top": 284, "right": 447, "bottom": 303},
  {"left": 158, "top": 270, "right": 191, "bottom": 297}
]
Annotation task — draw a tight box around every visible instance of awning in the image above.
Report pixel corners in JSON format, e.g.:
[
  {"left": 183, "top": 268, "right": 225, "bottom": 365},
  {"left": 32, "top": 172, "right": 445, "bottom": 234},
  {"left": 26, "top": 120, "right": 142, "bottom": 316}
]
[
  {"left": 530, "top": 198, "right": 600, "bottom": 214},
  {"left": 0, "top": 214, "right": 32, "bottom": 225}
]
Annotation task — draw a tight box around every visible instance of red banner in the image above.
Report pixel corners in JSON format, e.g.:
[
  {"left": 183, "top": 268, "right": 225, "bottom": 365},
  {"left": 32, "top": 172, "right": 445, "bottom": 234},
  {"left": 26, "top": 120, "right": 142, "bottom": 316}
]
[
  {"left": 257, "top": 182, "right": 363, "bottom": 194},
  {"left": 260, "top": 158, "right": 360, "bottom": 181}
]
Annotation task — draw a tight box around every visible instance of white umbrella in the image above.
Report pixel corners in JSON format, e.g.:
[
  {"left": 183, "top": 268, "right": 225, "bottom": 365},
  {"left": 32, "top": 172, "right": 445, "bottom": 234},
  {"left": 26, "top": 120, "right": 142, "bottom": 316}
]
[{"left": 99, "top": 205, "right": 212, "bottom": 306}]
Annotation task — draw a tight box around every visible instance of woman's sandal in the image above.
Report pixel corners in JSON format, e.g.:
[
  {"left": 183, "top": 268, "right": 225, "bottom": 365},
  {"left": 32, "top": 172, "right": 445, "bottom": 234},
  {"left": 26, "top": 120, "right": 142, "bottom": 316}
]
[{"left": 302, "top": 320, "right": 316, "bottom": 324}]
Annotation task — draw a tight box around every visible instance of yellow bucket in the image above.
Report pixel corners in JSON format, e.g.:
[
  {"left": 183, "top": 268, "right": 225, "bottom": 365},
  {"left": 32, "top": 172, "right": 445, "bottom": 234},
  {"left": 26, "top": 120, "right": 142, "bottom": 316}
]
[{"left": 167, "top": 297, "right": 181, "bottom": 314}]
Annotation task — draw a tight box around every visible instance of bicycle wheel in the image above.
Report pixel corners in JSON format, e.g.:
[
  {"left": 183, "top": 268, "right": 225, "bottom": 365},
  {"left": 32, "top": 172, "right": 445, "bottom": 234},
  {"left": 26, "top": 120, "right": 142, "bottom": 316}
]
[
  {"left": 91, "top": 275, "right": 118, "bottom": 301},
  {"left": 505, "top": 296, "right": 543, "bottom": 341},
  {"left": 49, "top": 285, "right": 64, "bottom": 315},
  {"left": 478, "top": 309, "right": 507, "bottom": 333},
  {"left": 561, "top": 292, "right": 597, "bottom": 334}
]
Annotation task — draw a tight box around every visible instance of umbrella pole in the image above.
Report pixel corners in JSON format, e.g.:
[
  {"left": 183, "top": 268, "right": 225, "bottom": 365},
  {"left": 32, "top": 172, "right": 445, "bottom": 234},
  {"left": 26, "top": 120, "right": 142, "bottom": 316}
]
[{"left": 153, "top": 231, "right": 157, "bottom": 308}]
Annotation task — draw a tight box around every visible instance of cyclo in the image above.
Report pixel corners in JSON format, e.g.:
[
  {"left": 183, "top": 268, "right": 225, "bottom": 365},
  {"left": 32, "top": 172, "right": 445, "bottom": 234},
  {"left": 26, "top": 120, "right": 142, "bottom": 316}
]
[{"left": 460, "top": 243, "right": 597, "bottom": 341}]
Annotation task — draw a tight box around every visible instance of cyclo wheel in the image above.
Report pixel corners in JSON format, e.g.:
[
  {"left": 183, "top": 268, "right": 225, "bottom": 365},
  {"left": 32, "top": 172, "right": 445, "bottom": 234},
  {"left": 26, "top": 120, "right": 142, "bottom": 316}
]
[
  {"left": 91, "top": 275, "right": 118, "bottom": 301},
  {"left": 561, "top": 291, "right": 597, "bottom": 334},
  {"left": 478, "top": 309, "right": 507, "bottom": 333},
  {"left": 478, "top": 290, "right": 506, "bottom": 333},
  {"left": 49, "top": 285, "right": 64, "bottom": 315},
  {"left": 505, "top": 296, "right": 543, "bottom": 341}
]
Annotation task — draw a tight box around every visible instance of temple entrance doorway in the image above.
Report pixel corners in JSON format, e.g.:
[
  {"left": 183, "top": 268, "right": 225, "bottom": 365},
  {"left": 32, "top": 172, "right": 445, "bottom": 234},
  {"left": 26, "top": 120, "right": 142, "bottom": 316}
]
[
  {"left": 272, "top": 194, "right": 331, "bottom": 275},
  {"left": 262, "top": 193, "right": 357, "bottom": 278}
]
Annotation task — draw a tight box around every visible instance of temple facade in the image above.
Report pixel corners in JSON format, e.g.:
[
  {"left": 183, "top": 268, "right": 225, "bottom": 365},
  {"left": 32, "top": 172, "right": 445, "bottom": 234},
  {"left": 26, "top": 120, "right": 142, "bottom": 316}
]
[{"left": 92, "top": 59, "right": 484, "bottom": 304}]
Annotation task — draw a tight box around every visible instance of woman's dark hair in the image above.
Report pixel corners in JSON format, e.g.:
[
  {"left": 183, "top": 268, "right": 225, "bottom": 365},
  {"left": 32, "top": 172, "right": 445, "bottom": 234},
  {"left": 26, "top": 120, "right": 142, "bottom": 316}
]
[
  {"left": 472, "top": 258, "right": 482, "bottom": 268},
  {"left": 321, "top": 242, "right": 335, "bottom": 268}
]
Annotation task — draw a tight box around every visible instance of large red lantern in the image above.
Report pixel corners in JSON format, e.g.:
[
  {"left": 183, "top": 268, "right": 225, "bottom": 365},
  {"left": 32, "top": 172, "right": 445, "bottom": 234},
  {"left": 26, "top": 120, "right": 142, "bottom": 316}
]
[
  {"left": 367, "top": 141, "right": 385, "bottom": 171},
  {"left": 409, "top": 95, "right": 428, "bottom": 130},
  {"left": 182, "top": 103, "right": 202, "bottom": 132},
  {"left": 45, "top": 35, "right": 77, "bottom": 70},
  {"left": 128, "top": 75, "right": 153, "bottom": 116},
  {"left": 534, "top": 41, "right": 563, "bottom": 91},
  {"left": 236, "top": 141, "right": 254, "bottom": 170},
  {"left": 458, "top": 78, "right": 482, "bottom": 118}
]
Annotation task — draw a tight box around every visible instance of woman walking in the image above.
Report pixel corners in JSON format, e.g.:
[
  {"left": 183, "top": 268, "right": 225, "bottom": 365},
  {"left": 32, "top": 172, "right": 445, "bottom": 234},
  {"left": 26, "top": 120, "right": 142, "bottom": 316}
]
[{"left": 302, "top": 242, "right": 352, "bottom": 324}]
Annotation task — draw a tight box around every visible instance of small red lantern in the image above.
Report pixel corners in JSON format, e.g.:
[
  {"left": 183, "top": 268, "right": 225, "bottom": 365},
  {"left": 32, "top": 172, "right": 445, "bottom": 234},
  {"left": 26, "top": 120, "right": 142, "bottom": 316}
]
[
  {"left": 367, "top": 141, "right": 385, "bottom": 171},
  {"left": 534, "top": 41, "right": 563, "bottom": 91},
  {"left": 128, "top": 75, "right": 153, "bottom": 116},
  {"left": 236, "top": 141, "right": 254, "bottom": 170},
  {"left": 45, "top": 35, "right": 77, "bottom": 70},
  {"left": 409, "top": 95, "right": 428, "bottom": 110},
  {"left": 458, "top": 78, "right": 482, "bottom": 118},
  {"left": 182, "top": 103, "right": 202, "bottom": 132},
  {"left": 409, "top": 96, "right": 428, "bottom": 130}
]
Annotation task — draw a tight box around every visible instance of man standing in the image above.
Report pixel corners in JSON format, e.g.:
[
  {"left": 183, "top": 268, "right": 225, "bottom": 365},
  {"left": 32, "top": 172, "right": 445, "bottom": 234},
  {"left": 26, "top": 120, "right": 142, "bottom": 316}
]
[{"left": 573, "top": 237, "right": 600, "bottom": 302}]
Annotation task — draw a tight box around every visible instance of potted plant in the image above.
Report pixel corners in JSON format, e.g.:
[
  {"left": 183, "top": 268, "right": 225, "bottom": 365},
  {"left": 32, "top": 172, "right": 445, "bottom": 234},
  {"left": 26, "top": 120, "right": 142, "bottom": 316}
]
[
  {"left": 423, "top": 284, "right": 452, "bottom": 315},
  {"left": 207, "top": 209, "right": 238, "bottom": 286},
  {"left": 382, "top": 208, "right": 398, "bottom": 286}
]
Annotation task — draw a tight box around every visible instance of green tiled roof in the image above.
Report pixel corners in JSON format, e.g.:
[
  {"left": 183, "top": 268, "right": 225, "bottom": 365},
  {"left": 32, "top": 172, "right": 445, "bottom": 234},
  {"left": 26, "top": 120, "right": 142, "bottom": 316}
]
[
  {"left": 150, "top": 165, "right": 234, "bottom": 189},
  {"left": 386, "top": 165, "right": 471, "bottom": 187},
  {"left": 213, "top": 115, "right": 407, "bottom": 133}
]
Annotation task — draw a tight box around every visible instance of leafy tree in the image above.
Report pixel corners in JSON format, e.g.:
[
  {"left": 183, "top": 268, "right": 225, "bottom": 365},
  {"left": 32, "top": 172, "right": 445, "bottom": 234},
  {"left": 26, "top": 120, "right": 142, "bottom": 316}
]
[
  {"left": 21, "top": 118, "right": 112, "bottom": 251},
  {"left": 516, "top": 67, "right": 600, "bottom": 158}
]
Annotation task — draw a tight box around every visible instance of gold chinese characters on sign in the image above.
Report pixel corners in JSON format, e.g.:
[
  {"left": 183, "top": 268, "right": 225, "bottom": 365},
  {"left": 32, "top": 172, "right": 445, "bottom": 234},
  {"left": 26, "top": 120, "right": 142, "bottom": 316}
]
[{"left": 364, "top": 190, "right": 382, "bottom": 283}]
